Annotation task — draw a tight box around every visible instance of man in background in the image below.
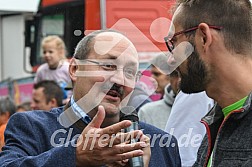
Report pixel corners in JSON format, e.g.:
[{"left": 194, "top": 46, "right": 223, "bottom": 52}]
[
  {"left": 150, "top": 54, "right": 171, "bottom": 98},
  {"left": 0, "top": 97, "right": 16, "bottom": 151},
  {"left": 30, "top": 80, "right": 64, "bottom": 110},
  {"left": 139, "top": 69, "right": 180, "bottom": 130}
]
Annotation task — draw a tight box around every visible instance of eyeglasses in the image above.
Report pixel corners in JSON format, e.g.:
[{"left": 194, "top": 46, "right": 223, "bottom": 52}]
[
  {"left": 83, "top": 59, "right": 142, "bottom": 82},
  {"left": 164, "top": 25, "right": 223, "bottom": 52}
]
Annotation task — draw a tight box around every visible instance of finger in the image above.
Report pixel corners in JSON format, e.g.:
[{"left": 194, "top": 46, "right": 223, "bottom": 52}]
[
  {"left": 88, "top": 105, "right": 106, "bottom": 128},
  {"left": 140, "top": 135, "right": 150, "bottom": 154},
  {"left": 106, "top": 141, "right": 148, "bottom": 155},
  {"left": 139, "top": 135, "right": 150, "bottom": 146},
  {"left": 140, "top": 135, "right": 151, "bottom": 167},
  {"left": 106, "top": 161, "right": 127, "bottom": 167},
  {"left": 106, "top": 130, "right": 143, "bottom": 146},
  {"left": 122, "top": 159, "right": 129, "bottom": 163},
  {"left": 101, "top": 120, "right": 132, "bottom": 135},
  {"left": 106, "top": 150, "right": 144, "bottom": 163}
]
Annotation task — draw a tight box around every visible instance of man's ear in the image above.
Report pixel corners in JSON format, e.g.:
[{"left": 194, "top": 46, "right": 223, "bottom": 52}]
[
  {"left": 197, "top": 23, "right": 213, "bottom": 52},
  {"left": 49, "top": 98, "right": 58, "bottom": 108},
  {"left": 69, "top": 58, "right": 78, "bottom": 82}
]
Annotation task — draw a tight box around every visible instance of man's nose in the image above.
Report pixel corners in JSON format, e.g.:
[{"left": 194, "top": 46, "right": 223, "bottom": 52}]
[{"left": 109, "top": 69, "right": 125, "bottom": 86}]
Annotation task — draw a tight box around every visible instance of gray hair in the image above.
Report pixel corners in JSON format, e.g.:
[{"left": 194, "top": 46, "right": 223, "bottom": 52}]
[
  {"left": 0, "top": 96, "right": 16, "bottom": 116},
  {"left": 73, "top": 29, "right": 124, "bottom": 60},
  {"left": 151, "top": 53, "right": 170, "bottom": 75}
]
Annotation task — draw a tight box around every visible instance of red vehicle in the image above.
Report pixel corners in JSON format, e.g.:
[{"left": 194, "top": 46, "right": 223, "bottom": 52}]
[
  {"left": 0, "top": 0, "right": 175, "bottom": 103},
  {"left": 26, "top": 0, "right": 174, "bottom": 67}
]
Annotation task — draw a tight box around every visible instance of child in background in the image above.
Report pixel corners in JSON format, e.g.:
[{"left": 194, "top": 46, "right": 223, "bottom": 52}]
[{"left": 34, "top": 35, "right": 71, "bottom": 102}]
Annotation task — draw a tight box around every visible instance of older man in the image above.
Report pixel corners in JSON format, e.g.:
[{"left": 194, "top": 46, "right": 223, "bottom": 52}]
[
  {"left": 165, "top": 0, "right": 252, "bottom": 166},
  {"left": 0, "top": 30, "right": 181, "bottom": 167},
  {"left": 0, "top": 97, "right": 16, "bottom": 151}
]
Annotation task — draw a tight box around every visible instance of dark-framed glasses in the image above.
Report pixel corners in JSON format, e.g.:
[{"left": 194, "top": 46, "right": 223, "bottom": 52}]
[
  {"left": 83, "top": 59, "right": 142, "bottom": 82},
  {"left": 164, "top": 25, "right": 223, "bottom": 52}
]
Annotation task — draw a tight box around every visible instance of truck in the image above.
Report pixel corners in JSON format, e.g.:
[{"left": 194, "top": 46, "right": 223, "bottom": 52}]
[{"left": 0, "top": 0, "right": 175, "bottom": 104}]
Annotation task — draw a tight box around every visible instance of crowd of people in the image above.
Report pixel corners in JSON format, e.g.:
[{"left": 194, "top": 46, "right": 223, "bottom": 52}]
[{"left": 0, "top": 0, "right": 252, "bottom": 166}]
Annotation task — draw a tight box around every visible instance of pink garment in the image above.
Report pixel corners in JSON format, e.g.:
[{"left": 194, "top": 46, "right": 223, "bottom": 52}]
[{"left": 34, "top": 61, "right": 71, "bottom": 85}]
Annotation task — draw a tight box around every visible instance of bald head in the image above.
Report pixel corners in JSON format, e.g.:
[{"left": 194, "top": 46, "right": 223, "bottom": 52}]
[{"left": 74, "top": 30, "right": 137, "bottom": 60}]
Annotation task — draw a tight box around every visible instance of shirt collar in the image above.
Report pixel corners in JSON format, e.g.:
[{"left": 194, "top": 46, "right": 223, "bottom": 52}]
[{"left": 70, "top": 95, "right": 92, "bottom": 125}]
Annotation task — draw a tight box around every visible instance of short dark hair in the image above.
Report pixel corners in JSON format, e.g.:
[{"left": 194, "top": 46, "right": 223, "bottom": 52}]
[
  {"left": 33, "top": 80, "right": 64, "bottom": 106},
  {"left": 74, "top": 29, "right": 124, "bottom": 60},
  {"left": 176, "top": 0, "right": 252, "bottom": 55},
  {"left": 0, "top": 96, "right": 16, "bottom": 116}
]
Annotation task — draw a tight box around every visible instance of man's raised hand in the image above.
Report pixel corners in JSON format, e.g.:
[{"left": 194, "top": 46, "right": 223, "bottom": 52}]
[{"left": 76, "top": 106, "right": 148, "bottom": 167}]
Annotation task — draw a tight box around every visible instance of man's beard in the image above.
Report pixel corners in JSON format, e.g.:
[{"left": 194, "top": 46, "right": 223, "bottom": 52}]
[{"left": 179, "top": 46, "right": 209, "bottom": 94}]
